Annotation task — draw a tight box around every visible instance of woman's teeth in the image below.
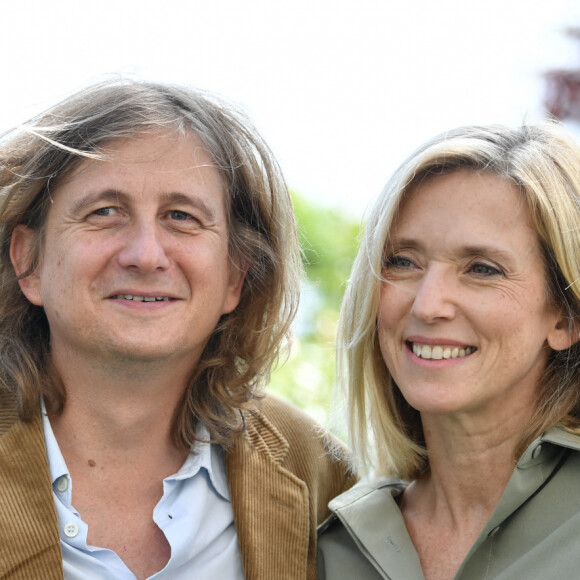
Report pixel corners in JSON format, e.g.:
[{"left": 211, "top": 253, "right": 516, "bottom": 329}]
[{"left": 411, "top": 343, "right": 475, "bottom": 360}]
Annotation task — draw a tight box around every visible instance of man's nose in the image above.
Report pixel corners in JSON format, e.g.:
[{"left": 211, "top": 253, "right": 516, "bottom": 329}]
[
  {"left": 116, "top": 222, "right": 171, "bottom": 272},
  {"left": 410, "top": 266, "right": 457, "bottom": 323}
]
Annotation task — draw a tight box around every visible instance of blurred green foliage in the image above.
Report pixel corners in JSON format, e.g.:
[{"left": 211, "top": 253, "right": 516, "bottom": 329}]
[{"left": 267, "top": 192, "right": 360, "bottom": 427}]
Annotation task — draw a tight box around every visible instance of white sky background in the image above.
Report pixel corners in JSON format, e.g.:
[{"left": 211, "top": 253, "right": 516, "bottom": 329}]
[{"left": 2, "top": 0, "right": 580, "bottom": 218}]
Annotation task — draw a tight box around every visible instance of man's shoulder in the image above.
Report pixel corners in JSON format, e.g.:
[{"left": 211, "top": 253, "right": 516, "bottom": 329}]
[
  {"left": 258, "top": 393, "right": 327, "bottom": 432},
  {"left": 251, "top": 393, "right": 338, "bottom": 447},
  {"left": 0, "top": 389, "right": 26, "bottom": 436},
  {"left": 244, "top": 393, "right": 356, "bottom": 477},
  {"left": 228, "top": 394, "right": 358, "bottom": 526}
]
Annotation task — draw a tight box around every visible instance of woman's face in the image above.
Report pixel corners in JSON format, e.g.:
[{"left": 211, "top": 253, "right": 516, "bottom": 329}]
[{"left": 377, "top": 170, "right": 571, "bottom": 422}]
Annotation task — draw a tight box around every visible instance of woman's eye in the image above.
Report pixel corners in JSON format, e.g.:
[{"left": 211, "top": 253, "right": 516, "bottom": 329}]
[
  {"left": 470, "top": 262, "right": 502, "bottom": 276},
  {"left": 92, "top": 206, "right": 118, "bottom": 217},
  {"left": 384, "top": 255, "right": 414, "bottom": 269}
]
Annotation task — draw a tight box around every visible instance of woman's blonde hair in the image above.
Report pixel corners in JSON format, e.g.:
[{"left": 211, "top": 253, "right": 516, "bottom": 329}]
[
  {"left": 339, "top": 121, "right": 580, "bottom": 478},
  {"left": 0, "top": 79, "right": 301, "bottom": 449}
]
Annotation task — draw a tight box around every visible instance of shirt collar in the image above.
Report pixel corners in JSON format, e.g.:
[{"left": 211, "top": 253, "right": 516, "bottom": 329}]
[
  {"left": 41, "top": 399, "right": 71, "bottom": 499},
  {"left": 40, "top": 398, "right": 231, "bottom": 502},
  {"left": 517, "top": 424, "right": 580, "bottom": 469},
  {"left": 168, "top": 423, "right": 231, "bottom": 500}
]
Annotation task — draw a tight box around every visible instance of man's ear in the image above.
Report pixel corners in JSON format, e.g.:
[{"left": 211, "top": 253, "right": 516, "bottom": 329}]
[
  {"left": 221, "top": 259, "right": 248, "bottom": 316},
  {"left": 10, "top": 225, "right": 43, "bottom": 306},
  {"left": 547, "top": 315, "right": 580, "bottom": 352}
]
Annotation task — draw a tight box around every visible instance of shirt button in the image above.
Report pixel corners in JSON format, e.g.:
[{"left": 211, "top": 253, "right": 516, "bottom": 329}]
[
  {"left": 532, "top": 444, "right": 542, "bottom": 459},
  {"left": 56, "top": 476, "right": 69, "bottom": 492},
  {"left": 64, "top": 523, "right": 79, "bottom": 537}
]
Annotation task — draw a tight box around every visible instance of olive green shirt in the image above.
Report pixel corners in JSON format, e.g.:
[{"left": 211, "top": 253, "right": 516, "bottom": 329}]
[{"left": 318, "top": 426, "right": 580, "bottom": 579}]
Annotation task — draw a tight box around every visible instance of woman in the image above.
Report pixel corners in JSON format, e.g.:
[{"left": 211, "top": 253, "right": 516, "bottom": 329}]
[{"left": 318, "top": 122, "right": 580, "bottom": 579}]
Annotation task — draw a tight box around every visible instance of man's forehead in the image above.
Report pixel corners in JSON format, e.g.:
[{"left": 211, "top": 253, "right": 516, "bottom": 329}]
[{"left": 50, "top": 133, "right": 225, "bottom": 203}]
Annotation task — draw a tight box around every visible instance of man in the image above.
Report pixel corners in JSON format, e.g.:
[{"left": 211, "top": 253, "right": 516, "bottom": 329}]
[{"left": 0, "top": 80, "right": 356, "bottom": 579}]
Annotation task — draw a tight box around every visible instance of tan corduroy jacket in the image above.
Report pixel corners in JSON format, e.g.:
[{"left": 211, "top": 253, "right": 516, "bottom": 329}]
[{"left": 0, "top": 393, "right": 357, "bottom": 579}]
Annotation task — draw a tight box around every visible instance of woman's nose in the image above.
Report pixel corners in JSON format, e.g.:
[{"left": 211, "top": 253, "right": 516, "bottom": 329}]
[{"left": 410, "top": 266, "right": 457, "bottom": 323}]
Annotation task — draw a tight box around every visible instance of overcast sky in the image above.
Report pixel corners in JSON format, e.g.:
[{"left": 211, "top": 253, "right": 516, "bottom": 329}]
[{"left": 2, "top": 1, "right": 580, "bottom": 217}]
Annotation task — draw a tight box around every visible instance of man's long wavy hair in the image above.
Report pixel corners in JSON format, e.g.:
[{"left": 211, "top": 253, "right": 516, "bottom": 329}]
[
  {"left": 0, "top": 79, "right": 301, "bottom": 449},
  {"left": 339, "top": 121, "right": 580, "bottom": 479}
]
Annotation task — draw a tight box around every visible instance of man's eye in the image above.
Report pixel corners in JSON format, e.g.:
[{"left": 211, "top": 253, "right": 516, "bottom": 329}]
[
  {"left": 92, "top": 207, "right": 118, "bottom": 217},
  {"left": 170, "top": 210, "right": 194, "bottom": 221}
]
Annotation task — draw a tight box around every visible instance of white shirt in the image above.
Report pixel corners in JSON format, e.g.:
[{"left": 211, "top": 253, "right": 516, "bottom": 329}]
[{"left": 41, "top": 402, "right": 244, "bottom": 579}]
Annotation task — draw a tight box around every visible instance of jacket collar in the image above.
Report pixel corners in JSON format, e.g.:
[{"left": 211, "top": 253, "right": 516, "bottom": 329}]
[{"left": 225, "top": 404, "right": 310, "bottom": 580}]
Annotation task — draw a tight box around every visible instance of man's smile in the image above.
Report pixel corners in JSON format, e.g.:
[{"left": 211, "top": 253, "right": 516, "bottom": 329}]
[{"left": 111, "top": 294, "right": 176, "bottom": 302}]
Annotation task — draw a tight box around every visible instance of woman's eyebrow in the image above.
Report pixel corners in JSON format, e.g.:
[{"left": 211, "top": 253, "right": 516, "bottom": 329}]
[
  {"left": 385, "top": 237, "right": 424, "bottom": 251},
  {"left": 386, "top": 237, "right": 517, "bottom": 262},
  {"left": 457, "top": 244, "right": 516, "bottom": 263}
]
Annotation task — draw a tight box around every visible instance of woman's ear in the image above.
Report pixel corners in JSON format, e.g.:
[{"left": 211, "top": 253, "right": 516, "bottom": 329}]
[
  {"left": 10, "top": 225, "right": 43, "bottom": 306},
  {"left": 547, "top": 315, "right": 580, "bottom": 351}
]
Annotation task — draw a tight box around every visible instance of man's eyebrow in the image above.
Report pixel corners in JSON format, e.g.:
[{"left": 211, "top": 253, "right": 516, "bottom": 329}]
[
  {"left": 69, "top": 189, "right": 127, "bottom": 216},
  {"left": 159, "top": 191, "right": 218, "bottom": 222},
  {"left": 68, "top": 190, "right": 219, "bottom": 222}
]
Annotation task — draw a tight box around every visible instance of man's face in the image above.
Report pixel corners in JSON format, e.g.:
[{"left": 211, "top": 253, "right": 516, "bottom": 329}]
[{"left": 11, "top": 131, "right": 245, "bottom": 370}]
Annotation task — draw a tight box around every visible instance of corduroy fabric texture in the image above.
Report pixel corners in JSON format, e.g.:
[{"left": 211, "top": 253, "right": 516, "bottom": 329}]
[
  {"left": 0, "top": 393, "right": 62, "bottom": 578},
  {"left": 0, "top": 393, "right": 356, "bottom": 579},
  {"left": 226, "top": 395, "right": 357, "bottom": 580}
]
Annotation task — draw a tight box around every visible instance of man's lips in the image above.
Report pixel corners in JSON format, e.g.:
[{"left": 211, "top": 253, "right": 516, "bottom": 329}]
[{"left": 110, "top": 294, "right": 176, "bottom": 302}]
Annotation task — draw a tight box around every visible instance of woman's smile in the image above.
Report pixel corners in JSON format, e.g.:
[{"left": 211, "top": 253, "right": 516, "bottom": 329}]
[
  {"left": 407, "top": 341, "right": 477, "bottom": 360},
  {"left": 377, "top": 170, "right": 565, "bottom": 419}
]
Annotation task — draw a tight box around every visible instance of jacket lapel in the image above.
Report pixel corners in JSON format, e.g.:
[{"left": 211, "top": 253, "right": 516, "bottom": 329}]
[
  {"left": 0, "top": 400, "right": 62, "bottom": 578},
  {"left": 225, "top": 408, "right": 310, "bottom": 580}
]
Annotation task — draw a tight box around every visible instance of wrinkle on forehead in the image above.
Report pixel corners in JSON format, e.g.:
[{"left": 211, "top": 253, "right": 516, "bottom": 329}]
[{"left": 55, "top": 130, "right": 222, "bottom": 190}]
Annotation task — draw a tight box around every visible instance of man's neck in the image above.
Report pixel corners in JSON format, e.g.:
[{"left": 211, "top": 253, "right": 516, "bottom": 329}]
[
  {"left": 46, "top": 344, "right": 196, "bottom": 461},
  {"left": 45, "top": 372, "right": 190, "bottom": 580}
]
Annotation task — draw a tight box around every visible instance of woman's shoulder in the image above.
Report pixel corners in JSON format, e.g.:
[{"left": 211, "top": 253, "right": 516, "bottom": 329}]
[
  {"left": 540, "top": 424, "right": 580, "bottom": 452},
  {"left": 326, "top": 475, "right": 406, "bottom": 512},
  {"left": 318, "top": 476, "right": 422, "bottom": 580},
  {"left": 318, "top": 476, "right": 405, "bottom": 541}
]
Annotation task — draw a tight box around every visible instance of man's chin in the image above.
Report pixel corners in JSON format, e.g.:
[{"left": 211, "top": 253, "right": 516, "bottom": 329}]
[{"left": 96, "top": 342, "right": 194, "bottom": 369}]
